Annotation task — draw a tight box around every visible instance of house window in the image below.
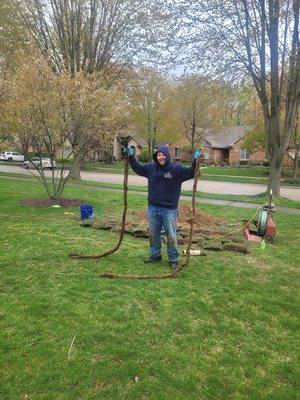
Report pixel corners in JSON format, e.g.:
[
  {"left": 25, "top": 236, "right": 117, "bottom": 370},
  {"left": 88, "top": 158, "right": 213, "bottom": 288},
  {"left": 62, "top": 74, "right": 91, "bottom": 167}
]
[
  {"left": 204, "top": 147, "right": 210, "bottom": 160},
  {"left": 240, "top": 148, "right": 250, "bottom": 160},
  {"left": 175, "top": 147, "right": 181, "bottom": 158}
]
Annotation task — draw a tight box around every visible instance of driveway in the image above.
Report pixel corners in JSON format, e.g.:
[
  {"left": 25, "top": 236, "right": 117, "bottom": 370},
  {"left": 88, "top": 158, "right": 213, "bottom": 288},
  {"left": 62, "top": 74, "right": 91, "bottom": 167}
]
[{"left": 1, "top": 164, "right": 300, "bottom": 201}]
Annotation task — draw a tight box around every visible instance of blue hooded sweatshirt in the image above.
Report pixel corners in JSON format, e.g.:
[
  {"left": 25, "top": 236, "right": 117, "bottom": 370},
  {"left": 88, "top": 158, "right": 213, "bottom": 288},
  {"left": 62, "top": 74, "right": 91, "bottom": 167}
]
[{"left": 129, "top": 145, "right": 196, "bottom": 209}]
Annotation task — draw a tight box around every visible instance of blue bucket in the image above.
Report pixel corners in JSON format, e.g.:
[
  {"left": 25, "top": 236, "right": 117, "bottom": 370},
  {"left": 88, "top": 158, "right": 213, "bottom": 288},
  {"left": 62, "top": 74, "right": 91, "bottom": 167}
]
[{"left": 80, "top": 204, "right": 94, "bottom": 221}]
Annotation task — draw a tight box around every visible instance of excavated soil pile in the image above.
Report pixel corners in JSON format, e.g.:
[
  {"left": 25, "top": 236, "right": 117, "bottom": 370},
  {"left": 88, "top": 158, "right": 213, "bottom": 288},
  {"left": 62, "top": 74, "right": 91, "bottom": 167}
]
[{"left": 130, "top": 204, "right": 224, "bottom": 234}]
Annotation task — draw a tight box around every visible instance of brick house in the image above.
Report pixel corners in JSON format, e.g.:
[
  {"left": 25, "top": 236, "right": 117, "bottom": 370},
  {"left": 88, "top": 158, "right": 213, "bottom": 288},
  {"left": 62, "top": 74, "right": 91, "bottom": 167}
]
[
  {"left": 113, "top": 135, "right": 143, "bottom": 160},
  {"left": 113, "top": 135, "right": 168, "bottom": 161},
  {"left": 78, "top": 134, "right": 143, "bottom": 162},
  {"left": 170, "top": 125, "right": 293, "bottom": 166}
]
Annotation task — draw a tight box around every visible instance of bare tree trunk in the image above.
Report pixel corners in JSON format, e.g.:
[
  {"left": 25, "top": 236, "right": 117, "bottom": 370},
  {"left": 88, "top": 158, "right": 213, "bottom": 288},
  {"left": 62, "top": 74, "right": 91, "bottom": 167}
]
[
  {"left": 147, "top": 139, "right": 152, "bottom": 158},
  {"left": 267, "top": 116, "right": 283, "bottom": 196},
  {"left": 69, "top": 145, "right": 86, "bottom": 180},
  {"left": 147, "top": 138, "right": 155, "bottom": 157},
  {"left": 71, "top": 160, "right": 82, "bottom": 180},
  {"left": 191, "top": 141, "right": 195, "bottom": 158},
  {"left": 104, "top": 149, "right": 113, "bottom": 164},
  {"left": 266, "top": 0, "right": 282, "bottom": 197},
  {"left": 294, "top": 142, "right": 300, "bottom": 178},
  {"left": 264, "top": 116, "right": 270, "bottom": 160},
  {"left": 191, "top": 110, "right": 196, "bottom": 158},
  {"left": 268, "top": 155, "right": 282, "bottom": 196}
]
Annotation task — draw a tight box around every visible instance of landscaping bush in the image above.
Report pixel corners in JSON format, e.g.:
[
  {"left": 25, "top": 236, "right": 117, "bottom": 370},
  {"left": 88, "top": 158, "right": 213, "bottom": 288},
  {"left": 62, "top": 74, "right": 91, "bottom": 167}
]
[
  {"left": 249, "top": 161, "right": 261, "bottom": 166},
  {"left": 55, "top": 158, "right": 71, "bottom": 164},
  {"left": 24, "top": 152, "right": 52, "bottom": 159},
  {"left": 239, "top": 160, "right": 249, "bottom": 166},
  {"left": 138, "top": 148, "right": 151, "bottom": 162},
  {"left": 262, "top": 160, "right": 270, "bottom": 167},
  {"left": 282, "top": 178, "right": 300, "bottom": 185}
]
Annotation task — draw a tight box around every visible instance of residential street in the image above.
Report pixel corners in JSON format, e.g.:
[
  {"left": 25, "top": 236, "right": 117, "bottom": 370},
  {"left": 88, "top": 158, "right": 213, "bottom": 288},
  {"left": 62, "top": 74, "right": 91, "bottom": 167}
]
[{"left": 1, "top": 164, "right": 300, "bottom": 200}]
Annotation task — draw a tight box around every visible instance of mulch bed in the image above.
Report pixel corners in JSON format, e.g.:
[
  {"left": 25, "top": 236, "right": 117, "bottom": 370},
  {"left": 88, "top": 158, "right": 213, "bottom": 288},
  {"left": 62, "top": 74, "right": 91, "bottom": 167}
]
[{"left": 20, "top": 198, "right": 85, "bottom": 208}]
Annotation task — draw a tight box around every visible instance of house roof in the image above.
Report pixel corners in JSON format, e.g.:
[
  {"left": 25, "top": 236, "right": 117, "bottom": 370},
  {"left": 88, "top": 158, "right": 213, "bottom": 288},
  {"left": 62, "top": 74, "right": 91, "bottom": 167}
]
[
  {"left": 119, "top": 134, "right": 167, "bottom": 148},
  {"left": 117, "top": 134, "right": 142, "bottom": 147},
  {"left": 203, "top": 125, "right": 252, "bottom": 148}
]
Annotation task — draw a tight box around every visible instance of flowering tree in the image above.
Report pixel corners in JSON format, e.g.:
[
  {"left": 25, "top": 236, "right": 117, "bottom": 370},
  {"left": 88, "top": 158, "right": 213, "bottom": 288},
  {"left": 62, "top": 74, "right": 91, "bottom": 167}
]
[
  {"left": 0, "top": 55, "right": 127, "bottom": 199},
  {"left": 166, "top": 75, "right": 236, "bottom": 154},
  {"left": 11, "top": 0, "right": 171, "bottom": 176},
  {"left": 128, "top": 68, "right": 170, "bottom": 157}
]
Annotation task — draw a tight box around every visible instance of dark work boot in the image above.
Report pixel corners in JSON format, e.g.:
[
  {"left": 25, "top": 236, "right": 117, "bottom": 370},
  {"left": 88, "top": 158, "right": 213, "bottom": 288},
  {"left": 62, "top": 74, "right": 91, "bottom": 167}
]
[
  {"left": 170, "top": 261, "right": 180, "bottom": 270},
  {"left": 144, "top": 255, "right": 162, "bottom": 264}
]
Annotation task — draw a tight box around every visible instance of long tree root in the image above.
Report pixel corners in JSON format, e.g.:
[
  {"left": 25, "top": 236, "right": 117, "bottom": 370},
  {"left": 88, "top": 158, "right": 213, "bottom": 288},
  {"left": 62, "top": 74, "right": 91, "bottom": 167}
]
[
  {"left": 69, "top": 151, "right": 202, "bottom": 280},
  {"left": 69, "top": 137, "right": 131, "bottom": 260},
  {"left": 99, "top": 158, "right": 201, "bottom": 280}
]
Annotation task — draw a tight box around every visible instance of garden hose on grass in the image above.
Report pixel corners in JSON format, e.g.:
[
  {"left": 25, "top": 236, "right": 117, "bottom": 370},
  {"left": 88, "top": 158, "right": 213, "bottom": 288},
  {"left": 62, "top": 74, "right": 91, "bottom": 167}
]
[{"left": 257, "top": 209, "right": 268, "bottom": 237}]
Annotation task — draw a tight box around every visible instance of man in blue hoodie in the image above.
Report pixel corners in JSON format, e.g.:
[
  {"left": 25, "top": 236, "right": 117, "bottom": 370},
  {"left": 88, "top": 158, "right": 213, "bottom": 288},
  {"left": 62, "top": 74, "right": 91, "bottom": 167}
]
[{"left": 127, "top": 145, "right": 201, "bottom": 269}]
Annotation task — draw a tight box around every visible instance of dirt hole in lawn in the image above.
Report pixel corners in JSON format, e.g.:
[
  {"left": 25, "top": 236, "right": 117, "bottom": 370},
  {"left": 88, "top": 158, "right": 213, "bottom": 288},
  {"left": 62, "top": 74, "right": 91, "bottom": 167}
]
[
  {"left": 87, "top": 205, "right": 250, "bottom": 254},
  {"left": 20, "top": 198, "right": 85, "bottom": 208}
]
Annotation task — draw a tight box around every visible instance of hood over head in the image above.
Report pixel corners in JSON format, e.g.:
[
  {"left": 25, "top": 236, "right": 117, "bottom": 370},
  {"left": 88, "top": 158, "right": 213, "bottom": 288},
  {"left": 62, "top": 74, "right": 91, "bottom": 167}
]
[{"left": 153, "top": 145, "right": 170, "bottom": 166}]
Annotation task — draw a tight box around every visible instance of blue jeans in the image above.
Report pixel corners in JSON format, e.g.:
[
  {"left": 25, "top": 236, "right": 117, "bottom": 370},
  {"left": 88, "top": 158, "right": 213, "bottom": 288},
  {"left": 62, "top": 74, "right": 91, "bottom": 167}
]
[{"left": 147, "top": 204, "right": 179, "bottom": 263}]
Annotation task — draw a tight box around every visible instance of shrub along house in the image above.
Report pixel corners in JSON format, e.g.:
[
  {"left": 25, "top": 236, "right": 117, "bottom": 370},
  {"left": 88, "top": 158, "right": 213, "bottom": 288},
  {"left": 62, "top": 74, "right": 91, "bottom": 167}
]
[{"left": 170, "top": 125, "right": 293, "bottom": 166}]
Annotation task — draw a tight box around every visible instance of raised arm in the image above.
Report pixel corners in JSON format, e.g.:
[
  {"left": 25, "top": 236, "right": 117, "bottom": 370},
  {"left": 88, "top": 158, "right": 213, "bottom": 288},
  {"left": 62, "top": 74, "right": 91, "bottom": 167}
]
[
  {"left": 127, "top": 147, "right": 150, "bottom": 178},
  {"left": 177, "top": 149, "right": 202, "bottom": 181}
]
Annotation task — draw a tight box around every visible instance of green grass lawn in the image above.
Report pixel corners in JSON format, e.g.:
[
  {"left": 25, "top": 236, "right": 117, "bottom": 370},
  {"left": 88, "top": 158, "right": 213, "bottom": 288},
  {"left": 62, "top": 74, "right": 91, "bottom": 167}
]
[{"left": 0, "top": 177, "right": 299, "bottom": 399}]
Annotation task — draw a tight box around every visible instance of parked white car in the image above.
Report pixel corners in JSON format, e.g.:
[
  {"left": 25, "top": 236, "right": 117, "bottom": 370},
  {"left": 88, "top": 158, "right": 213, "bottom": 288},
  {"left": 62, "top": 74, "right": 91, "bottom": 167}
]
[
  {"left": 23, "top": 157, "right": 56, "bottom": 170},
  {"left": 2, "top": 152, "right": 25, "bottom": 162}
]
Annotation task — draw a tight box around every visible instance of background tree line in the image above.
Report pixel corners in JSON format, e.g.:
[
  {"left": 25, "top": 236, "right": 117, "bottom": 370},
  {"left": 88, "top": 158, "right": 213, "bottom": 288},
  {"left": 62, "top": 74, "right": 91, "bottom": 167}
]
[{"left": 0, "top": 0, "right": 298, "bottom": 199}]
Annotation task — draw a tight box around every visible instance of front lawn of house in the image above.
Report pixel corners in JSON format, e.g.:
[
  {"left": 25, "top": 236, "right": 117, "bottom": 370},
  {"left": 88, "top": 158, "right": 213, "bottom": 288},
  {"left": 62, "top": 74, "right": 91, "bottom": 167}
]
[{"left": 0, "top": 177, "right": 299, "bottom": 399}]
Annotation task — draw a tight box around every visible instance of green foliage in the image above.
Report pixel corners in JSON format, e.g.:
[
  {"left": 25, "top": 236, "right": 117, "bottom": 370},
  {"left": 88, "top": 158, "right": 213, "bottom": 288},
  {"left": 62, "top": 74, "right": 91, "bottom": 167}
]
[
  {"left": 138, "top": 148, "right": 150, "bottom": 162},
  {"left": 262, "top": 160, "right": 270, "bottom": 167},
  {"left": 243, "top": 130, "right": 265, "bottom": 153},
  {"left": 128, "top": 68, "right": 170, "bottom": 151},
  {"left": 0, "top": 1, "right": 29, "bottom": 71},
  {"left": 239, "top": 160, "right": 249, "bottom": 166},
  {"left": 182, "top": 143, "right": 193, "bottom": 154},
  {"left": 24, "top": 151, "right": 52, "bottom": 158},
  {"left": 55, "top": 157, "right": 71, "bottom": 164}
]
